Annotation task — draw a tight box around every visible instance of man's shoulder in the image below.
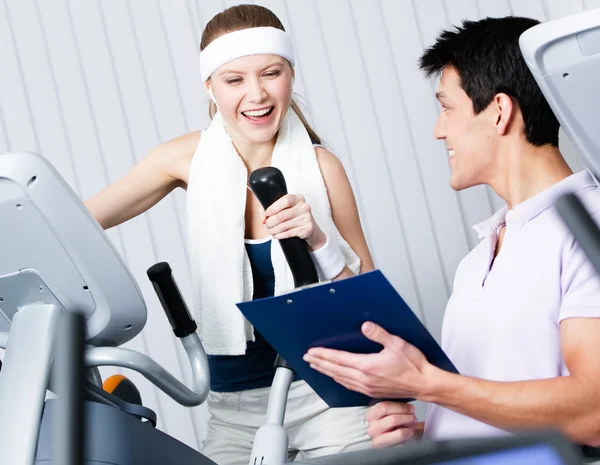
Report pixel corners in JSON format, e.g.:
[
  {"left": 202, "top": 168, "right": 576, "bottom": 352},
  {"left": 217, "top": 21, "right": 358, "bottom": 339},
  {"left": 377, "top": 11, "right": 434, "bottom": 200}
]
[
  {"left": 544, "top": 185, "right": 600, "bottom": 242},
  {"left": 577, "top": 185, "right": 600, "bottom": 220}
]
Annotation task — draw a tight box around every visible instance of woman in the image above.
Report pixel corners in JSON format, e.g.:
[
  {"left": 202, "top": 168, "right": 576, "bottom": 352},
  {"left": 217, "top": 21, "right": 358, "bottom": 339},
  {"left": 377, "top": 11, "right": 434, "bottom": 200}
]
[{"left": 86, "top": 4, "right": 378, "bottom": 464}]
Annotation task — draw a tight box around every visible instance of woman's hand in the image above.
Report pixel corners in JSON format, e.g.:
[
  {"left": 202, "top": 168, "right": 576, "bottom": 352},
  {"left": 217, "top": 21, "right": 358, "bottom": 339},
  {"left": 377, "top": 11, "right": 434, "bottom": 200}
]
[
  {"left": 264, "top": 194, "right": 326, "bottom": 251},
  {"left": 367, "top": 401, "right": 419, "bottom": 447}
]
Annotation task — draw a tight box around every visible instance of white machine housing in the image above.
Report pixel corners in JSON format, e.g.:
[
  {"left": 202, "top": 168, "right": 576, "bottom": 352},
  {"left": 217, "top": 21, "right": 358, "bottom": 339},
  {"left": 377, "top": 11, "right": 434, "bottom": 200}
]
[
  {"left": 0, "top": 152, "right": 209, "bottom": 465},
  {"left": 0, "top": 151, "right": 147, "bottom": 465},
  {"left": 520, "top": 8, "right": 600, "bottom": 177},
  {"left": 0, "top": 151, "right": 146, "bottom": 345}
]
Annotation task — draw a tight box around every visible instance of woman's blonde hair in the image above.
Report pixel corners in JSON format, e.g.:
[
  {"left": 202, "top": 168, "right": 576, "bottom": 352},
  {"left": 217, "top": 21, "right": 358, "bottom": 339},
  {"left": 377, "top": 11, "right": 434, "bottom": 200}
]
[{"left": 200, "top": 4, "right": 321, "bottom": 144}]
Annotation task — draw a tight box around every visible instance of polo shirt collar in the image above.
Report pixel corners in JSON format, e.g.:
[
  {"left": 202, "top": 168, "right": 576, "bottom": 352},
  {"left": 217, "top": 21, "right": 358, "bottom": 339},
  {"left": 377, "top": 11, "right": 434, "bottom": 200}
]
[{"left": 473, "top": 170, "right": 596, "bottom": 239}]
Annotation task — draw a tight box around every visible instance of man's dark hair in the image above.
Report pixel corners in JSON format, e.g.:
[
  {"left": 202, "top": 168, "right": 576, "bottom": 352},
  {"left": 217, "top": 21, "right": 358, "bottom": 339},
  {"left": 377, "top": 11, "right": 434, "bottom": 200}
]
[{"left": 419, "top": 17, "right": 559, "bottom": 147}]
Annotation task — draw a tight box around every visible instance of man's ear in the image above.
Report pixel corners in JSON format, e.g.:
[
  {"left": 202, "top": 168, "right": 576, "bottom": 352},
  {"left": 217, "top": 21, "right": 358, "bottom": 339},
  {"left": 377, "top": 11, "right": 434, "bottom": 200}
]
[{"left": 493, "top": 93, "right": 515, "bottom": 136}]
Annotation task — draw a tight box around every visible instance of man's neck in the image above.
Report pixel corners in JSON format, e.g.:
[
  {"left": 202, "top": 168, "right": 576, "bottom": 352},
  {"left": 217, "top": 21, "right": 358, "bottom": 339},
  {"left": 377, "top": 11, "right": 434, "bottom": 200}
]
[{"left": 488, "top": 141, "right": 573, "bottom": 209}]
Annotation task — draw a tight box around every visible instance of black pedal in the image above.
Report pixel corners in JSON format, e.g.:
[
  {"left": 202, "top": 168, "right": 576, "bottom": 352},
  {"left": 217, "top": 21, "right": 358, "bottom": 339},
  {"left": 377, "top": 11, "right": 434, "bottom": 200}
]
[
  {"left": 104, "top": 374, "right": 143, "bottom": 406},
  {"left": 84, "top": 381, "right": 157, "bottom": 427}
]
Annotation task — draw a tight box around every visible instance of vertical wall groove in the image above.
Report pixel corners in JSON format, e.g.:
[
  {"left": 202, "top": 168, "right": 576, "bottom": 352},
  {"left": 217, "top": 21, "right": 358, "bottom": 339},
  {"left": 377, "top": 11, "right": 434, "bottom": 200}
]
[
  {"left": 93, "top": 0, "right": 170, "bottom": 431},
  {"left": 187, "top": 0, "right": 201, "bottom": 44},
  {"left": 33, "top": 0, "right": 83, "bottom": 197},
  {"left": 3, "top": 0, "right": 41, "bottom": 151},
  {"left": 436, "top": 0, "right": 480, "bottom": 250},
  {"left": 155, "top": 0, "right": 194, "bottom": 138},
  {"left": 129, "top": 0, "right": 192, "bottom": 265},
  {"left": 413, "top": 0, "right": 475, "bottom": 255},
  {"left": 472, "top": 0, "right": 500, "bottom": 218},
  {"left": 349, "top": 0, "right": 427, "bottom": 320},
  {"left": 63, "top": 0, "right": 117, "bottom": 216},
  {"left": 541, "top": 0, "right": 551, "bottom": 19},
  {"left": 411, "top": 0, "right": 466, "bottom": 292},
  {"left": 192, "top": 0, "right": 205, "bottom": 37},
  {"left": 506, "top": 0, "right": 515, "bottom": 16},
  {"left": 473, "top": 0, "right": 481, "bottom": 17},
  {"left": 281, "top": 1, "right": 312, "bottom": 112},
  {"left": 441, "top": 0, "right": 452, "bottom": 23},
  {"left": 377, "top": 0, "right": 453, "bottom": 301},
  {"left": 0, "top": 101, "right": 10, "bottom": 151},
  {"left": 54, "top": 0, "right": 126, "bottom": 377},
  {"left": 311, "top": 0, "right": 369, "bottom": 240},
  {"left": 123, "top": 0, "right": 201, "bottom": 445}
]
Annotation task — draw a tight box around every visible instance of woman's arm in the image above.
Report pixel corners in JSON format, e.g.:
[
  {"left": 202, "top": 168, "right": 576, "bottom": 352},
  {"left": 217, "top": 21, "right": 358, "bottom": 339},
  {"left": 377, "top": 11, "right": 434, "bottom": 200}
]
[
  {"left": 85, "top": 131, "right": 199, "bottom": 229},
  {"left": 315, "top": 147, "right": 375, "bottom": 275}
]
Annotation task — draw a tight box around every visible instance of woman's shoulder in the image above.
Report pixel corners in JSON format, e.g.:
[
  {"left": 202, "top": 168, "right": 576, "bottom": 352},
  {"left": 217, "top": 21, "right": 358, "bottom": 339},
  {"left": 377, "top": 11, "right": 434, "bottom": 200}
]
[
  {"left": 163, "top": 130, "right": 201, "bottom": 157},
  {"left": 313, "top": 145, "right": 347, "bottom": 184},
  {"left": 152, "top": 130, "right": 201, "bottom": 185}
]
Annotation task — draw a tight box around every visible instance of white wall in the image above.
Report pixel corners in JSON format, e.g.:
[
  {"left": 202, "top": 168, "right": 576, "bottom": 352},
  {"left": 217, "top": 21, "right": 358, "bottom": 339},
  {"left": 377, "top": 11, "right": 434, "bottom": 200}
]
[{"left": 1, "top": 0, "right": 598, "bottom": 450}]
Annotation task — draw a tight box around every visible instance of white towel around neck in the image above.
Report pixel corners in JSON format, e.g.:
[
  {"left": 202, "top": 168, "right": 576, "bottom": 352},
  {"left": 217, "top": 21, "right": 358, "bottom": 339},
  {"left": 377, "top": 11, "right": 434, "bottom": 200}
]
[{"left": 186, "top": 108, "right": 360, "bottom": 355}]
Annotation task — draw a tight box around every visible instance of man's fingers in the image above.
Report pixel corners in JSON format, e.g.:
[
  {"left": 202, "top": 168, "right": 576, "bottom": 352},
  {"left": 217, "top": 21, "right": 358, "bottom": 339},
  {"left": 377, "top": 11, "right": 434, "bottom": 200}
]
[
  {"left": 367, "top": 401, "right": 415, "bottom": 422},
  {"left": 371, "top": 427, "right": 414, "bottom": 448},
  {"left": 305, "top": 348, "right": 368, "bottom": 370},
  {"left": 305, "top": 354, "right": 376, "bottom": 395},
  {"left": 362, "top": 322, "right": 399, "bottom": 348},
  {"left": 307, "top": 357, "right": 368, "bottom": 387}
]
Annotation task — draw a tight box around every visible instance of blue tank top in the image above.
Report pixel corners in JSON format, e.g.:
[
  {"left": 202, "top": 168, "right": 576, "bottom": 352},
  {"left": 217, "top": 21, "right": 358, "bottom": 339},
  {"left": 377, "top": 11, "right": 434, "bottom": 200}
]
[{"left": 208, "top": 238, "right": 288, "bottom": 392}]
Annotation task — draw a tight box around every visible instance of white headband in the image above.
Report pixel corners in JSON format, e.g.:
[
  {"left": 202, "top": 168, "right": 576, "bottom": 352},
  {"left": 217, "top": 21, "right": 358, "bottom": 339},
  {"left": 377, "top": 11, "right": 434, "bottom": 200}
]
[{"left": 199, "top": 26, "right": 295, "bottom": 82}]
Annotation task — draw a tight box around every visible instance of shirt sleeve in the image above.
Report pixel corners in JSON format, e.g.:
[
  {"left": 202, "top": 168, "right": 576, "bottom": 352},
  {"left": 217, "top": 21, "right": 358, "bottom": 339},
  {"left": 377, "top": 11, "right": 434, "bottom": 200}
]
[{"left": 559, "top": 208, "right": 600, "bottom": 322}]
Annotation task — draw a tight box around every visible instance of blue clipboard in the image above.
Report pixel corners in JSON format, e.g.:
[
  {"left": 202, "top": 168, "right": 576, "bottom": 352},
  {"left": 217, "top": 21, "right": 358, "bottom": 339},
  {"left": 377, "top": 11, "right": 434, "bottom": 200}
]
[{"left": 236, "top": 270, "right": 458, "bottom": 408}]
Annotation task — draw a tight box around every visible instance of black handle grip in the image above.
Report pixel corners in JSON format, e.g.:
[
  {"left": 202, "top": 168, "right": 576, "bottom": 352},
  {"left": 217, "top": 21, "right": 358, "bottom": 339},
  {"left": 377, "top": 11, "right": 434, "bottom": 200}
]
[
  {"left": 248, "top": 167, "right": 319, "bottom": 288},
  {"left": 556, "top": 193, "right": 600, "bottom": 277},
  {"left": 147, "top": 262, "right": 197, "bottom": 338}
]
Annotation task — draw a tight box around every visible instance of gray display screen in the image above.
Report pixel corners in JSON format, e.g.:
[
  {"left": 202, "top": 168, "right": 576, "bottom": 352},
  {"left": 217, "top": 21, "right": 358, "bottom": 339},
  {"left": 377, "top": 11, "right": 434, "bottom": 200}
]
[{"left": 434, "top": 444, "right": 565, "bottom": 465}]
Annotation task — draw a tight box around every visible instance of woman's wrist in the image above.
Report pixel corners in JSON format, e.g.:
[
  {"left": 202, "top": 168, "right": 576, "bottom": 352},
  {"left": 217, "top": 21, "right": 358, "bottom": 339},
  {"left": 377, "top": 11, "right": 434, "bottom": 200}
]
[
  {"left": 309, "top": 234, "right": 345, "bottom": 281},
  {"left": 307, "top": 229, "right": 327, "bottom": 251}
]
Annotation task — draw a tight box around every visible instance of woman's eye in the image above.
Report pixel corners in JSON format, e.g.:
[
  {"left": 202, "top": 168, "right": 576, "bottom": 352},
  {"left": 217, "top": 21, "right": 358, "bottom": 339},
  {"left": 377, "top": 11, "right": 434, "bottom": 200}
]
[
  {"left": 264, "top": 70, "right": 281, "bottom": 77},
  {"left": 226, "top": 78, "right": 242, "bottom": 85}
]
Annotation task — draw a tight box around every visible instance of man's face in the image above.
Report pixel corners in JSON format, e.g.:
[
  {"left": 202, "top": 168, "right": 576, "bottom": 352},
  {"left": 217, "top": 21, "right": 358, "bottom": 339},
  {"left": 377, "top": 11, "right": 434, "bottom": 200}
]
[{"left": 434, "top": 67, "right": 497, "bottom": 191}]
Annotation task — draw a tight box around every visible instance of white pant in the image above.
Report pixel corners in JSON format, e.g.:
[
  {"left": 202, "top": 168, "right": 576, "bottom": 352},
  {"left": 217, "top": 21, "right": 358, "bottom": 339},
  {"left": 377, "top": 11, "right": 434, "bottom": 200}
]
[{"left": 201, "top": 380, "right": 372, "bottom": 465}]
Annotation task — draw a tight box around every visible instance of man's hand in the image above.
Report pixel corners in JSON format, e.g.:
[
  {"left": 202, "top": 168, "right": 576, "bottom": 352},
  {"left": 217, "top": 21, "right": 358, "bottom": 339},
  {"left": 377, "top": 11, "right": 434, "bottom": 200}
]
[
  {"left": 367, "top": 401, "right": 418, "bottom": 447},
  {"left": 303, "top": 322, "right": 436, "bottom": 400},
  {"left": 304, "top": 316, "right": 600, "bottom": 446}
]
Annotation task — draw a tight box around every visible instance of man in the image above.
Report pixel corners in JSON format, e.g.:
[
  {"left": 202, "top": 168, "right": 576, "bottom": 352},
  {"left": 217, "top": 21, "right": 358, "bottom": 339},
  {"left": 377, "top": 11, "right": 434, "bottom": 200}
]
[{"left": 303, "top": 16, "right": 600, "bottom": 448}]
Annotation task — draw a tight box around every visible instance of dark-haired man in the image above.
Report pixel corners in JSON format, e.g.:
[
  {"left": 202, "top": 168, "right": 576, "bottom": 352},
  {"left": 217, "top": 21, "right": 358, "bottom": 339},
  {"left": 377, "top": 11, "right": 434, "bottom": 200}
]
[{"left": 304, "top": 16, "right": 600, "bottom": 447}]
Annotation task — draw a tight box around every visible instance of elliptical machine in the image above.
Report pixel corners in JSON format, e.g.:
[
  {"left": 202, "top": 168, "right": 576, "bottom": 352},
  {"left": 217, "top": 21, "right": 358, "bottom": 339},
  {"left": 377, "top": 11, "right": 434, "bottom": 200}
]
[{"left": 0, "top": 151, "right": 213, "bottom": 465}]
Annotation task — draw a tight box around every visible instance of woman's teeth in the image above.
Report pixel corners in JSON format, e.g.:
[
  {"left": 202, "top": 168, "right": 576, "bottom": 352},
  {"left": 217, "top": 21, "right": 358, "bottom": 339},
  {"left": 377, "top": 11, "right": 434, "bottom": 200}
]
[
  {"left": 448, "top": 149, "right": 455, "bottom": 158},
  {"left": 243, "top": 107, "right": 273, "bottom": 117}
]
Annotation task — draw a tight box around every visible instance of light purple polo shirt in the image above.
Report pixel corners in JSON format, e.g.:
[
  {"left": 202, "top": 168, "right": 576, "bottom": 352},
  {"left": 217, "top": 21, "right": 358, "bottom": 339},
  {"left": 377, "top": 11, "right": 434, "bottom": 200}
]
[{"left": 424, "top": 170, "right": 600, "bottom": 440}]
